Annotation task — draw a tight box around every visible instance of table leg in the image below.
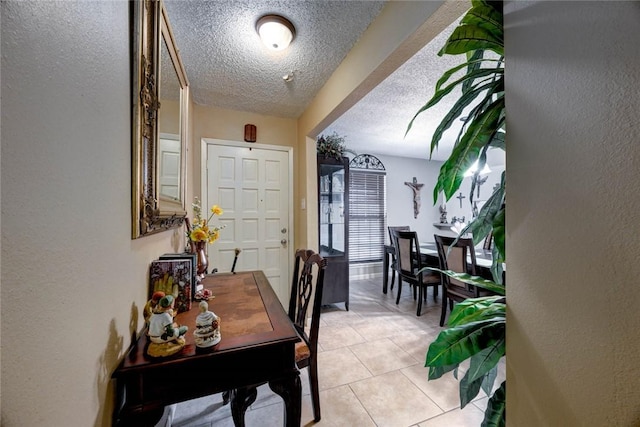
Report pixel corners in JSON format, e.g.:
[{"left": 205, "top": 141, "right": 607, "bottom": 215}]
[
  {"left": 383, "top": 249, "right": 390, "bottom": 294},
  {"left": 230, "top": 386, "right": 257, "bottom": 427},
  {"left": 269, "top": 373, "right": 302, "bottom": 427}
]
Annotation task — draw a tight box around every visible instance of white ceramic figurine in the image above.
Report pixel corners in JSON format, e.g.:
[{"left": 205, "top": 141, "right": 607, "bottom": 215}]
[{"left": 193, "top": 300, "right": 221, "bottom": 348}]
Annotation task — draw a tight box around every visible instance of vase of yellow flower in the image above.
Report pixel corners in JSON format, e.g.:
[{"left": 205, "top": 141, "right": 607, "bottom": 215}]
[{"left": 187, "top": 197, "right": 224, "bottom": 279}]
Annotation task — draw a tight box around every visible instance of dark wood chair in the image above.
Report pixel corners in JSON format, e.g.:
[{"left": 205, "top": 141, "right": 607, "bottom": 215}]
[
  {"left": 391, "top": 230, "right": 441, "bottom": 316},
  {"left": 434, "top": 234, "right": 489, "bottom": 326},
  {"left": 223, "top": 249, "right": 326, "bottom": 422},
  {"left": 387, "top": 226, "right": 410, "bottom": 291},
  {"left": 288, "top": 248, "right": 327, "bottom": 422}
]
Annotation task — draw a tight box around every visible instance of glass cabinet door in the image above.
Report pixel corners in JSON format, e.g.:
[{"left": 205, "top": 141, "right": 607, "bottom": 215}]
[
  {"left": 319, "top": 162, "right": 346, "bottom": 257},
  {"left": 317, "top": 154, "right": 349, "bottom": 310}
]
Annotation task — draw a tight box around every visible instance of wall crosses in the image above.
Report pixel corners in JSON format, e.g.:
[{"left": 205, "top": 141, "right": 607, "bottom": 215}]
[{"left": 456, "top": 192, "right": 466, "bottom": 208}]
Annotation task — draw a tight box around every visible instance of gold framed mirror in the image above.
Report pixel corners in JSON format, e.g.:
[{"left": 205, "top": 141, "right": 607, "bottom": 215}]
[{"left": 131, "top": 0, "right": 189, "bottom": 238}]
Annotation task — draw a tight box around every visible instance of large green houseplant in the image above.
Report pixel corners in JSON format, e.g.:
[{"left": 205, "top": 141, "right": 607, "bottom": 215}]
[{"left": 406, "top": 1, "right": 505, "bottom": 426}]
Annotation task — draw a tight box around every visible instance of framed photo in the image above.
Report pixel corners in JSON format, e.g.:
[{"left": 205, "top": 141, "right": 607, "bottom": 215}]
[
  {"left": 159, "top": 252, "right": 197, "bottom": 299},
  {"left": 149, "top": 259, "right": 193, "bottom": 313}
]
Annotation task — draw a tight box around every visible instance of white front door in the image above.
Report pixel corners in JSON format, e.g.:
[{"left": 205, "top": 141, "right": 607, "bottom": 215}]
[
  {"left": 158, "top": 134, "right": 181, "bottom": 200},
  {"left": 203, "top": 139, "right": 293, "bottom": 306}
]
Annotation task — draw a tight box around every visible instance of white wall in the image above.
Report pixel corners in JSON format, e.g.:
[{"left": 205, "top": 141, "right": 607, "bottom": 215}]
[
  {"left": 374, "top": 153, "right": 504, "bottom": 244},
  {"left": 377, "top": 154, "right": 442, "bottom": 243},
  {"left": 1, "top": 2, "right": 178, "bottom": 425},
  {"left": 506, "top": 2, "right": 640, "bottom": 425}
]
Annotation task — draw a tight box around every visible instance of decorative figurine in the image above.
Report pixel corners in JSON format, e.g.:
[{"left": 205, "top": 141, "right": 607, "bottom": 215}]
[
  {"left": 143, "top": 291, "right": 165, "bottom": 326},
  {"left": 193, "top": 300, "right": 221, "bottom": 348},
  {"left": 146, "top": 295, "right": 188, "bottom": 357},
  {"left": 439, "top": 203, "right": 448, "bottom": 224}
]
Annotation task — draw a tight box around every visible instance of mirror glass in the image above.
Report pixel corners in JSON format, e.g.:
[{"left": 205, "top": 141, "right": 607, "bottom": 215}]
[
  {"left": 131, "top": 0, "right": 188, "bottom": 238},
  {"left": 158, "top": 34, "right": 182, "bottom": 205}
]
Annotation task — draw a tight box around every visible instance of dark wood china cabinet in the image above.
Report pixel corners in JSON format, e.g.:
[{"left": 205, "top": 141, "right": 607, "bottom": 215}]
[{"left": 317, "top": 155, "right": 349, "bottom": 310}]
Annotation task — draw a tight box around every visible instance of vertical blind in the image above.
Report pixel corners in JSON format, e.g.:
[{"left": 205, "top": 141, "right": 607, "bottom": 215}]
[{"left": 349, "top": 169, "right": 386, "bottom": 263}]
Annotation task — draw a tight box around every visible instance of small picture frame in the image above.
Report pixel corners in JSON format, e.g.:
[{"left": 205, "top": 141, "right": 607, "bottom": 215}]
[
  {"left": 159, "top": 252, "right": 197, "bottom": 299},
  {"left": 149, "top": 259, "right": 193, "bottom": 313}
]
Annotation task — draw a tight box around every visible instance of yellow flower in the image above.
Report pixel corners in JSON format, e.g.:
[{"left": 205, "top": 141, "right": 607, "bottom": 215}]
[
  {"left": 208, "top": 230, "right": 220, "bottom": 243},
  {"left": 188, "top": 198, "right": 225, "bottom": 244},
  {"left": 190, "top": 228, "right": 208, "bottom": 242}
]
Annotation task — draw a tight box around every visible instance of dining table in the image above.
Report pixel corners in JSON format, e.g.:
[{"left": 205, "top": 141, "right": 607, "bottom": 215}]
[
  {"left": 382, "top": 241, "right": 496, "bottom": 294},
  {"left": 111, "top": 271, "right": 302, "bottom": 427}
]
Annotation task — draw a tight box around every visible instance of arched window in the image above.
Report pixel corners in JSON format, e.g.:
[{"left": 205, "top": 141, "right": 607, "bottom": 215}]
[{"left": 348, "top": 154, "right": 386, "bottom": 263}]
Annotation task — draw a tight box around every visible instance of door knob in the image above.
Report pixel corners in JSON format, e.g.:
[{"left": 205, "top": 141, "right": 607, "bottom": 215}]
[
  {"left": 281, "top": 239, "right": 287, "bottom": 246},
  {"left": 281, "top": 228, "right": 287, "bottom": 233}
]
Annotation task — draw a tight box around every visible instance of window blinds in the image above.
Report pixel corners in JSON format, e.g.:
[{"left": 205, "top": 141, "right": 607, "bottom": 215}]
[{"left": 348, "top": 170, "right": 386, "bottom": 263}]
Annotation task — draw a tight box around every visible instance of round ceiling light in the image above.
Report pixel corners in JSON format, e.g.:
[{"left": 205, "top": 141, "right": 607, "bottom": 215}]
[{"left": 256, "top": 15, "right": 296, "bottom": 51}]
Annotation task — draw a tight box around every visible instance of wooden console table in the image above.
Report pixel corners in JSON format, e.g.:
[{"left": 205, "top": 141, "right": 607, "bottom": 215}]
[{"left": 112, "top": 271, "right": 301, "bottom": 426}]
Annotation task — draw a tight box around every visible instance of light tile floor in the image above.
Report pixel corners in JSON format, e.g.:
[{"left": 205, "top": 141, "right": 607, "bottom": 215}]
[{"left": 170, "top": 277, "right": 505, "bottom": 427}]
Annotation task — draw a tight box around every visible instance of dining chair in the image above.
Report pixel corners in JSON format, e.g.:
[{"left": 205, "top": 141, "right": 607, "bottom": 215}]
[
  {"left": 391, "top": 230, "right": 441, "bottom": 316},
  {"left": 434, "top": 234, "right": 489, "bottom": 326},
  {"left": 387, "top": 225, "right": 410, "bottom": 291},
  {"left": 288, "top": 248, "right": 327, "bottom": 422},
  {"left": 222, "top": 249, "right": 326, "bottom": 422}
]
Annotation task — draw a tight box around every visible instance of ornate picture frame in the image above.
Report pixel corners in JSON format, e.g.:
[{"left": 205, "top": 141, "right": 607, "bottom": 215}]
[{"left": 131, "top": 0, "right": 189, "bottom": 238}]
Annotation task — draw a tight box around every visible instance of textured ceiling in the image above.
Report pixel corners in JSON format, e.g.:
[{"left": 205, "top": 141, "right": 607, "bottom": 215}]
[
  {"left": 164, "top": 0, "right": 385, "bottom": 118},
  {"left": 323, "top": 17, "right": 465, "bottom": 162},
  {"left": 163, "top": 0, "right": 504, "bottom": 166}
]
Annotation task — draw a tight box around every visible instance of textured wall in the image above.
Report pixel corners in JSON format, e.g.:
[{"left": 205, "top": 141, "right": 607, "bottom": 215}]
[
  {"left": 505, "top": 2, "right": 640, "bottom": 424},
  {"left": 1, "top": 2, "right": 177, "bottom": 425}
]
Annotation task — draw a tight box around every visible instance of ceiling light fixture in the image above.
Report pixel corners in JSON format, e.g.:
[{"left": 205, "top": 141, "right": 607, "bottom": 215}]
[{"left": 256, "top": 15, "right": 296, "bottom": 51}]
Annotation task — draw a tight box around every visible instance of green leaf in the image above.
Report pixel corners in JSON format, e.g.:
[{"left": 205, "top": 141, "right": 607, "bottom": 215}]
[
  {"left": 435, "top": 58, "right": 503, "bottom": 93},
  {"left": 462, "top": 50, "right": 484, "bottom": 94},
  {"left": 406, "top": 67, "right": 503, "bottom": 137},
  {"left": 459, "top": 349, "right": 502, "bottom": 408},
  {"left": 459, "top": 370, "right": 484, "bottom": 408},
  {"left": 429, "top": 78, "right": 502, "bottom": 157},
  {"left": 462, "top": 5, "right": 503, "bottom": 43},
  {"left": 468, "top": 147, "right": 489, "bottom": 204},
  {"left": 464, "top": 171, "right": 505, "bottom": 245},
  {"left": 435, "top": 97, "right": 504, "bottom": 200},
  {"left": 482, "top": 381, "right": 506, "bottom": 427},
  {"left": 492, "top": 205, "right": 506, "bottom": 262},
  {"left": 424, "top": 269, "right": 505, "bottom": 296},
  {"left": 490, "top": 243, "right": 504, "bottom": 285},
  {"left": 426, "top": 317, "right": 506, "bottom": 367},
  {"left": 467, "top": 344, "right": 503, "bottom": 385},
  {"left": 489, "top": 131, "right": 505, "bottom": 150},
  {"left": 440, "top": 24, "right": 504, "bottom": 57},
  {"left": 480, "top": 365, "right": 499, "bottom": 397},
  {"left": 447, "top": 296, "right": 506, "bottom": 325},
  {"left": 431, "top": 78, "right": 504, "bottom": 158},
  {"left": 428, "top": 363, "right": 459, "bottom": 381}
]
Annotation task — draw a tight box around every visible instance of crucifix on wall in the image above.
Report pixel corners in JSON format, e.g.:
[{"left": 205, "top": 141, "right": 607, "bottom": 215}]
[
  {"left": 404, "top": 177, "right": 424, "bottom": 219},
  {"left": 456, "top": 192, "right": 466, "bottom": 208}
]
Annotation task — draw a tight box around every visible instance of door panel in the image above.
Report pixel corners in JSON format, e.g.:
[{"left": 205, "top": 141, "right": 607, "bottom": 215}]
[
  {"left": 159, "top": 135, "right": 181, "bottom": 200},
  {"left": 205, "top": 142, "right": 291, "bottom": 306}
]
